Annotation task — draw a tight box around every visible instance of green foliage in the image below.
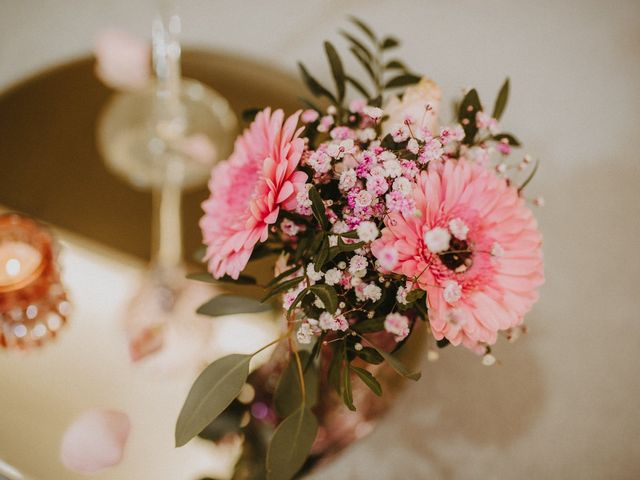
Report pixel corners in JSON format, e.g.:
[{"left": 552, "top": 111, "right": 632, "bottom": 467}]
[
  {"left": 175, "top": 354, "right": 251, "bottom": 447},
  {"left": 492, "top": 77, "right": 510, "bottom": 120},
  {"left": 370, "top": 344, "right": 421, "bottom": 381},
  {"left": 266, "top": 406, "right": 318, "bottom": 480},
  {"left": 197, "top": 295, "right": 272, "bottom": 317},
  {"left": 261, "top": 277, "right": 305, "bottom": 302},
  {"left": 458, "top": 88, "right": 483, "bottom": 145},
  {"left": 274, "top": 352, "right": 319, "bottom": 418},
  {"left": 492, "top": 132, "right": 521, "bottom": 146},
  {"left": 351, "top": 365, "right": 382, "bottom": 396},
  {"left": 308, "top": 186, "right": 329, "bottom": 230},
  {"left": 324, "top": 41, "right": 346, "bottom": 102},
  {"left": 309, "top": 284, "right": 338, "bottom": 313}
]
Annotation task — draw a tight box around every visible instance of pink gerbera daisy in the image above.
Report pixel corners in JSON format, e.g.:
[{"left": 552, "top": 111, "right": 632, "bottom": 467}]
[
  {"left": 200, "top": 108, "right": 308, "bottom": 279},
  {"left": 372, "top": 160, "right": 543, "bottom": 351}
]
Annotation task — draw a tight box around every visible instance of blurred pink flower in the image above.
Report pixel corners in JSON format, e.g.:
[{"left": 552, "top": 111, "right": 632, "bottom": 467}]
[
  {"left": 372, "top": 160, "right": 543, "bottom": 351},
  {"left": 201, "top": 108, "right": 307, "bottom": 279},
  {"left": 60, "top": 409, "right": 130, "bottom": 474},
  {"left": 95, "top": 29, "right": 150, "bottom": 91}
]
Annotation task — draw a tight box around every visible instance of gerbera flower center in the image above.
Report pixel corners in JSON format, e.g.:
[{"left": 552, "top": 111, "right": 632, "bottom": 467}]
[{"left": 438, "top": 237, "right": 473, "bottom": 273}]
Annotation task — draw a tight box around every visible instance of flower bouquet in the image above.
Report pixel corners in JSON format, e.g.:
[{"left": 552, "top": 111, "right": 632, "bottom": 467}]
[{"left": 175, "top": 17, "right": 543, "bottom": 480}]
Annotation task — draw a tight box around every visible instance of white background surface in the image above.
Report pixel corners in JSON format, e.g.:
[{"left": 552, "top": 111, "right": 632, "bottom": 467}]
[{"left": 1, "top": 1, "right": 639, "bottom": 479}]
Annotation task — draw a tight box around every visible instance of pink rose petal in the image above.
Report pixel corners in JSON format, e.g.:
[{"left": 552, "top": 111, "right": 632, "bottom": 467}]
[{"left": 60, "top": 409, "right": 130, "bottom": 474}]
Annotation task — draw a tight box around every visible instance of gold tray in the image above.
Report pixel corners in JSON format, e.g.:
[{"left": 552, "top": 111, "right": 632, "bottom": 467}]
[{"left": 0, "top": 49, "right": 305, "bottom": 259}]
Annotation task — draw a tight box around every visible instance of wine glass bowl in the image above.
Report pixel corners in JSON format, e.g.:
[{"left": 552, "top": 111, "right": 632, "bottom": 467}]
[{"left": 96, "top": 78, "right": 237, "bottom": 192}]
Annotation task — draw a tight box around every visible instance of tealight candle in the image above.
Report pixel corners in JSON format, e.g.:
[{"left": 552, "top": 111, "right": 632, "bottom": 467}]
[
  {"left": 0, "top": 241, "right": 43, "bottom": 291},
  {"left": 0, "top": 213, "right": 70, "bottom": 350}
]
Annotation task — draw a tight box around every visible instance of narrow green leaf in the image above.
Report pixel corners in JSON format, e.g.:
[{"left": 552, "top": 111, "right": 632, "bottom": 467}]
[
  {"left": 267, "top": 266, "right": 300, "bottom": 288},
  {"left": 342, "top": 364, "right": 356, "bottom": 411},
  {"left": 345, "top": 74, "right": 371, "bottom": 99},
  {"left": 458, "top": 88, "right": 483, "bottom": 145},
  {"left": 297, "top": 62, "right": 337, "bottom": 103},
  {"left": 328, "top": 340, "right": 345, "bottom": 395},
  {"left": 351, "top": 366, "right": 382, "bottom": 396},
  {"left": 309, "top": 284, "right": 338, "bottom": 313},
  {"left": 266, "top": 406, "right": 318, "bottom": 480},
  {"left": 324, "top": 41, "right": 345, "bottom": 102},
  {"left": 261, "top": 277, "right": 305, "bottom": 302},
  {"left": 339, "top": 30, "right": 373, "bottom": 61},
  {"left": 340, "top": 230, "right": 360, "bottom": 239},
  {"left": 518, "top": 158, "right": 540, "bottom": 193},
  {"left": 356, "top": 346, "right": 384, "bottom": 364},
  {"left": 287, "top": 287, "right": 310, "bottom": 314},
  {"left": 350, "top": 46, "right": 376, "bottom": 82},
  {"left": 370, "top": 345, "right": 421, "bottom": 381},
  {"left": 385, "top": 73, "right": 422, "bottom": 89},
  {"left": 197, "top": 295, "right": 272, "bottom": 317},
  {"left": 175, "top": 354, "right": 251, "bottom": 447},
  {"left": 492, "top": 77, "right": 510, "bottom": 120},
  {"left": 381, "top": 36, "right": 400, "bottom": 49},
  {"left": 348, "top": 16, "right": 377, "bottom": 44},
  {"left": 314, "top": 236, "right": 330, "bottom": 271},
  {"left": 385, "top": 59, "right": 407, "bottom": 71},
  {"left": 274, "top": 352, "right": 319, "bottom": 418},
  {"left": 308, "top": 186, "right": 329, "bottom": 230},
  {"left": 352, "top": 317, "right": 384, "bottom": 333},
  {"left": 492, "top": 132, "right": 521, "bottom": 146}
]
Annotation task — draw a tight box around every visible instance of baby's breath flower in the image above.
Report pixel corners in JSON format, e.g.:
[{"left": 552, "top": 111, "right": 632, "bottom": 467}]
[
  {"left": 424, "top": 227, "right": 451, "bottom": 253},
  {"left": 357, "top": 221, "right": 379, "bottom": 243}
]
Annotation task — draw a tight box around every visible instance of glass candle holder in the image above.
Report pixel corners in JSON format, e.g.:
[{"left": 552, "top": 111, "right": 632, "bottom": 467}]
[{"left": 0, "top": 213, "right": 70, "bottom": 350}]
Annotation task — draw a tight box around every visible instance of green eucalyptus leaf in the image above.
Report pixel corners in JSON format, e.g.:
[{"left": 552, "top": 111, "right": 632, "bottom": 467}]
[
  {"left": 356, "top": 346, "right": 384, "bottom": 364},
  {"left": 298, "top": 62, "right": 337, "bottom": 103},
  {"left": 274, "top": 352, "right": 319, "bottom": 417},
  {"left": 342, "top": 364, "right": 356, "bottom": 411},
  {"left": 348, "top": 16, "right": 377, "bottom": 43},
  {"left": 385, "top": 74, "right": 421, "bottom": 89},
  {"left": 371, "top": 345, "right": 421, "bottom": 381},
  {"left": 308, "top": 186, "right": 329, "bottom": 230},
  {"left": 352, "top": 317, "right": 384, "bottom": 333},
  {"left": 351, "top": 366, "right": 382, "bottom": 396},
  {"left": 492, "top": 77, "right": 510, "bottom": 120},
  {"left": 266, "top": 406, "right": 318, "bottom": 480},
  {"left": 492, "top": 132, "right": 521, "bottom": 146},
  {"left": 197, "top": 295, "right": 272, "bottom": 317},
  {"left": 175, "top": 354, "right": 251, "bottom": 447},
  {"left": 324, "top": 41, "right": 346, "bottom": 102},
  {"left": 328, "top": 340, "right": 345, "bottom": 395},
  {"left": 381, "top": 36, "right": 400, "bottom": 49},
  {"left": 309, "top": 284, "right": 338, "bottom": 313}
]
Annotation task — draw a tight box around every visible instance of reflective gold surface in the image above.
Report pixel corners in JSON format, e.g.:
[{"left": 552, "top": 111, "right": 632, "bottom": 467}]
[{"left": 0, "top": 49, "right": 305, "bottom": 260}]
